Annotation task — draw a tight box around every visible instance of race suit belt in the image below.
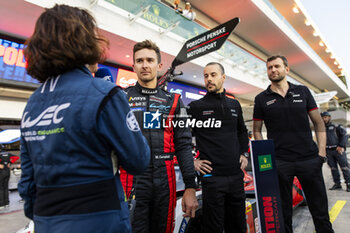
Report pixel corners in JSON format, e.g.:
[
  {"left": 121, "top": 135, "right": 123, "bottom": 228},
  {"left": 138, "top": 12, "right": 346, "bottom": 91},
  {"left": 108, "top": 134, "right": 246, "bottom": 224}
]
[{"left": 34, "top": 178, "right": 120, "bottom": 216}]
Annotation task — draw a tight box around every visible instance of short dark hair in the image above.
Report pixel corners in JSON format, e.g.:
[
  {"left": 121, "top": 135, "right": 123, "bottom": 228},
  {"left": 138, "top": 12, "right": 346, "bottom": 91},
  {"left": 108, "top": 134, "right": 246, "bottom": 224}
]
[
  {"left": 24, "top": 4, "right": 109, "bottom": 83},
  {"left": 205, "top": 62, "right": 225, "bottom": 74},
  {"left": 133, "top": 40, "right": 161, "bottom": 63},
  {"left": 267, "top": 55, "right": 289, "bottom": 67}
]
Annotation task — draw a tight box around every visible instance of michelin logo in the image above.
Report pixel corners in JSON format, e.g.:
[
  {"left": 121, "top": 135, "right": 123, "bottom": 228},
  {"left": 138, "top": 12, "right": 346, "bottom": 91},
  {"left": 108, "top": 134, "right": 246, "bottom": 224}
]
[
  {"left": 21, "top": 103, "right": 71, "bottom": 128},
  {"left": 126, "top": 111, "right": 141, "bottom": 132}
]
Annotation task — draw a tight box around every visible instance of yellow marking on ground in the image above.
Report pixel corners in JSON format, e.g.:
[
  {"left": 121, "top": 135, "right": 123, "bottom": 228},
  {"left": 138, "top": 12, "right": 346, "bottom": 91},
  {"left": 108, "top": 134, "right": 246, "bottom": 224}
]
[
  {"left": 312, "top": 200, "right": 347, "bottom": 233},
  {"left": 329, "top": 200, "right": 347, "bottom": 223}
]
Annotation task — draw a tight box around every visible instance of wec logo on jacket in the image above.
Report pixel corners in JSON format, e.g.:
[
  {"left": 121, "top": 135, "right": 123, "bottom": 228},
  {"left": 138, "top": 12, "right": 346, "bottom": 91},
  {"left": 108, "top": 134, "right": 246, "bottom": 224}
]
[{"left": 21, "top": 103, "right": 71, "bottom": 128}]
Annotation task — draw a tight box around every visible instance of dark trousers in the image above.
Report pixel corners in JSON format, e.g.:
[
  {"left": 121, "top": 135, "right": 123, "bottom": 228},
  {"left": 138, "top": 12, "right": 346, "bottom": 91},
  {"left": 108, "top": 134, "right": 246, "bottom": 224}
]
[
  {"left": 201, "top": 174, "right": 246, "bottom": 233},
  {"left": 326, "top": 149, "right": 350, "bottom": 185},
  {"left": 0, "top": 168, "right": 10, "bottom": 206},
  {"left": 276, "top": 157, "right": 334, "bottom": 233},
  {"left": 130, "top": 163, "right": 176, "bottom": 233}
]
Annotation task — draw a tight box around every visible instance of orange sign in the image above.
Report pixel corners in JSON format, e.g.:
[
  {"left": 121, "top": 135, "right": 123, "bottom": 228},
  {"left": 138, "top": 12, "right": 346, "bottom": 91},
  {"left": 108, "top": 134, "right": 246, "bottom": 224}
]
[{"left": 116, "top": 69, "right": 138, "bottom": 88}]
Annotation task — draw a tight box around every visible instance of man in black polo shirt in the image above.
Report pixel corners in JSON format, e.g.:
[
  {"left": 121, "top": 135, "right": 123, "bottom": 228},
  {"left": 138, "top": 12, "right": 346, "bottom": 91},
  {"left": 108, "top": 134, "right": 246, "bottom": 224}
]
[
  {"left": 188, "top": 62, "right": 249, "bottom": 233},
  {"left": 253, "top": 55, "right": 334, "bottom": 233}
]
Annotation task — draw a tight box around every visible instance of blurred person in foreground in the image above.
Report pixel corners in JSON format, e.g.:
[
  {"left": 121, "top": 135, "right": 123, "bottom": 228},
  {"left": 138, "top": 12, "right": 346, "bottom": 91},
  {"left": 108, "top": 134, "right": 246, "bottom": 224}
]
[
  {"left": 321, "top": 111, "right": 350, "bottom": 192},
  {"left": 253, "top": 55, "right": 334, "bottom": 233},
  {"left": 18, "top": 5, "right": 150, "bottom": 233}
]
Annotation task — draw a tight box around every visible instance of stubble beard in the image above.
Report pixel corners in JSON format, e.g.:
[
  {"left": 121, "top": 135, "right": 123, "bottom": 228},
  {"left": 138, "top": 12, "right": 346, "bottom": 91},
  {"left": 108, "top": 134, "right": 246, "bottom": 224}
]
[{"left": 269, "top": 74, "right": 285, "bottom": 83}]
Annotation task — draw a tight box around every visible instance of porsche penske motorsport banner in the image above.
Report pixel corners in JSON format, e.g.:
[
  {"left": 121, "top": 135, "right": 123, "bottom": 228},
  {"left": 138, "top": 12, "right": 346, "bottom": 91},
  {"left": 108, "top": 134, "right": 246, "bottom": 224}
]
[
  {"left": 158, "top": 17, "right": 240, "bottom": 87},
  {"left": 171, "top": 17, "right": 240, "bottom": 67},
  {"left": 250, "top": 140, "right": 285, "bottom": 233}
]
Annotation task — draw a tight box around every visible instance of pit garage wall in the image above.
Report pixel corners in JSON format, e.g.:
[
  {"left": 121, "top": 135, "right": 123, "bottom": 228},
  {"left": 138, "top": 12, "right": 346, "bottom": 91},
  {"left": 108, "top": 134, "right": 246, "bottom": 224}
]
[{"left": 0, "top": 97, "right": 27, "bottom": 120}]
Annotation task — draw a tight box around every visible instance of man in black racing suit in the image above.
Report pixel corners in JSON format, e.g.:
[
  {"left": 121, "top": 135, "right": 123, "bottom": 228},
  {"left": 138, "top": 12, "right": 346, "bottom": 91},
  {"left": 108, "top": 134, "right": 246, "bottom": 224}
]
[{"left": 120, "top": 40, "right": 198, "bottom": 233}]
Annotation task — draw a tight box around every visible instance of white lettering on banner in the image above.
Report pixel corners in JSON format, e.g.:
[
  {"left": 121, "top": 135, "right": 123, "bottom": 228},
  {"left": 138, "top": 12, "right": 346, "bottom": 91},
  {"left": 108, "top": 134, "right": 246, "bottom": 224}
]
[
  {"left": 187, "top": 41, "right": 217, "bottom": 59},
  {"left": 206, "top": 27, "right": 226, "bottom": 40},
  {"left": 21, "top": 103, "right": 71, "bottom": 128},
  {"left": 186, "top": 36, "right": 207, "bottom": 49}
]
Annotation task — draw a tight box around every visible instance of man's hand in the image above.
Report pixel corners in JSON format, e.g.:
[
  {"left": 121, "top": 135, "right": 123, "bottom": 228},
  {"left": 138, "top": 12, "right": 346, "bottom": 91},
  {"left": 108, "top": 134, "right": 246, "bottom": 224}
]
[
  {"left": 194, "top": 159, "right": 212, "bottom": 175},
  {"left": 240, "top": 155, "right": 248, "bottom": 170},
  {"left": 181, "top": 188, "right": 198, "bottom": 218},
  {"left": 336, "top": 146, "right": 344, "bottom": 155},
  {"left": 318, "top": 148, "right": 327, "bottom": 157}
]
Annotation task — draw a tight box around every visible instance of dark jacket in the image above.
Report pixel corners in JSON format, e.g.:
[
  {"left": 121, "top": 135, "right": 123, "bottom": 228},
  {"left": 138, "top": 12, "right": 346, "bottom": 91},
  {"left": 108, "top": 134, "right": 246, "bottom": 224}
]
[
  {"left": 326, "top": 122, "right": 349, "bottom": 149},
  {"left": 19, "top": 67, "right": 150, "bottom": 233},
  {"left": 188, "top": 90, "right": 248, "bottom": 176}
]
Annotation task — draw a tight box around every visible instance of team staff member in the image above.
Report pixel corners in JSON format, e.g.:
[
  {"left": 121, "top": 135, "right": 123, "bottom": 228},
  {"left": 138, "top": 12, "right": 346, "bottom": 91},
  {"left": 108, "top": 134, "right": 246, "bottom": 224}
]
[
  {"left": 0, "top": 146, "right": 19, "bottom": 209},
  {"left": 253, "top": 55, "right": 334, "bottom": 233},
  {"left": 321, "top": 111, "right": 350, "bottom": 192},
  {"left": 120, "top": 40, "right": 198, "bottom": 233},
  {"left": 18, "top": 5, "right": 150, "bottom": 233},
  {"left": 188, "top": 62, "right": 249, "bottom": 233}
]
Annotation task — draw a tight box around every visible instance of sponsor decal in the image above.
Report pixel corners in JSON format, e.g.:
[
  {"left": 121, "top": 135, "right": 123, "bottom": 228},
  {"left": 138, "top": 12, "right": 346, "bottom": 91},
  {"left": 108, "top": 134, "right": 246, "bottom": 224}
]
[
  {"left": 266, "top": 99, "right": 276, "bottom": 106},
  {"left": 292, "top": 94, "right": 300, "bottom": 97},
  {"left": 131, "top": 107, "right": 146, "bottom": 112},
  {"left": 262, "top": 196, "right": 281, "bottom": 233},
  {"left": 202, "top": 110, "right": 214, "bottom": 115},
  {"left": 129, "top": 102, "right": 147, "bottom": 107},
  {"left": 141, "top": 89, "right": 157, "bottom": 95},
  {"left": 293, "top": 99, "right": 303, "bottom": 103},
  {"left": 328, "top": 126, "right": 334, "bottom": 130},
  {"left": 21, "top": 103, "right": 71, "bottom": 128},
  {"left": 169, "top": 88, "right": 183, "bottom": 95},
  {"left": 129, "top": 96, "right": 146, "bottom": 102},
  {"left": 149, "top": 103, "right": 171, "bottom": 112},
  {"left": 179, "top": 217, "right": 188, "bottom": 233},
  {"left": 150, "top": 96, "right": 167, "bottom": 103},
  {"left": 126, "top": 111, "right": 140, "bottom": 132},
  {"left": 258, "top": 154, "right": 273, "bottom": 172},
  {"left": 144, "top": 110, "right": 161, "bottom": 129}
]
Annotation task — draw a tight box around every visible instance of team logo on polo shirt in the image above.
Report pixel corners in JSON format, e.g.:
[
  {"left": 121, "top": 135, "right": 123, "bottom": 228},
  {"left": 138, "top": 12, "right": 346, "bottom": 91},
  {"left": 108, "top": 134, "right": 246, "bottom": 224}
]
[
  {"left": 202, "top": 110, "right": 214, "bottom": 115},
  {"left": 258, "top": 154, "right": 273, "bottom": 172},
  {"left": 266, "top": 99, "right": 276, "bottom": 106},
  {"left": 293, "top": 99, "right": 303, "bottom": 103}
]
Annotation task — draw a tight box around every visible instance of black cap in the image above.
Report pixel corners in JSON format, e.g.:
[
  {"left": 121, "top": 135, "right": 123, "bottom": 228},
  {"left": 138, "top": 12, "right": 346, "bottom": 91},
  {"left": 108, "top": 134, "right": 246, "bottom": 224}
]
[{"left": 321, "top": 111, "right": 331, "bottom": 117}]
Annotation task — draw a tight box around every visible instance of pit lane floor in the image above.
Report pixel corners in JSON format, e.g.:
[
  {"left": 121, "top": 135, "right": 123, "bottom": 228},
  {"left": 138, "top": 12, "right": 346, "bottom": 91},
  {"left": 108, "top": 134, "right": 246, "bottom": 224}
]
[
  {"left": 1, "top": 154, "right": 349, "bottom": 233},
  {"left": 293, "top": 151, "right": 350, "bottom": 233}
]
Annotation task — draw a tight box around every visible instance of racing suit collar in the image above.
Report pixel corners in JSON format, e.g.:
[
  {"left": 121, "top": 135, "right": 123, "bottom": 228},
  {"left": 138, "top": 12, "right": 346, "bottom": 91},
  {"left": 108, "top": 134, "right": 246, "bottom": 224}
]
[{"left": 135, "top": 82, "right": 159, "bottom": 95}]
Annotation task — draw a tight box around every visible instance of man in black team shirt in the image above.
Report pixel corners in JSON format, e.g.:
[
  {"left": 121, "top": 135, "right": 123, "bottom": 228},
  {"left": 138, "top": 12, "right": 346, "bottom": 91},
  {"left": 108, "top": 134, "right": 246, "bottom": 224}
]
[
  {"left": 253, "top": 55, "right": 334, "bottom": 233},
  {"left": 188, "top": 62, "right": 249, "bottom": 233}
]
